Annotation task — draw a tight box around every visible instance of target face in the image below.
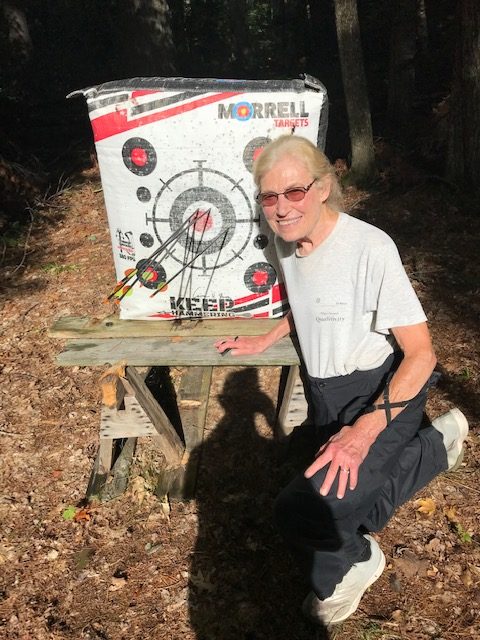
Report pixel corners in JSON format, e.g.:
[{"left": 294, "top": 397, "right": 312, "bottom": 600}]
[
  {"left": 136, "top": 258, "right": 167, "bottom": 290},
  {"left": 243, "top": 136, "right": 271, "bottom": 173},
  {"left": 122, "top": 138, "right": 157, "bottom": 176},
  {"left": 148, "top": 162, "right": 257, "bottom": 271},
  {"left": 244, "top": 262, "right": 277, "bottom": 293}
]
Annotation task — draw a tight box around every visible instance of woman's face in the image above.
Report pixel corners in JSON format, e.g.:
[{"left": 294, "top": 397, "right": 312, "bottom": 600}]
[{"left": 259, "top": 155, "right": 330, "bottom": 246}]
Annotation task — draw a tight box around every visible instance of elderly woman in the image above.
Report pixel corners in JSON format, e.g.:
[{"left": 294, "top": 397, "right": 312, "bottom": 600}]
[{"left": 215, "top": 135, "right": 468, "bottom": 626}]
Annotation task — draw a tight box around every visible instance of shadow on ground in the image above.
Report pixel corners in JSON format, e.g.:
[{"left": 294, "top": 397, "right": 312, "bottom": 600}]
[{"left": 186, "top": 367, "right": 330, "bottom": 640}]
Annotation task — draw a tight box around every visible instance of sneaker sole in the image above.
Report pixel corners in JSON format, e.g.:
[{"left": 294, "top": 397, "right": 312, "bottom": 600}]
[
  {"left": 447, "top": 408, "right": 469, "bottom": 471},
  {"left": 328, "top": 542, "right": 386, "bottom": 625}
]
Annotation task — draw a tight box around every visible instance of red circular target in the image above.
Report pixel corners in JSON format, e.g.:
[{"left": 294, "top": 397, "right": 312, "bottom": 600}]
[
  {"left": 122, "top": 138, "right": 157, "bottom": 176},
  {"left": 244, "top": 262, "right": 277, "bottom": 293}
]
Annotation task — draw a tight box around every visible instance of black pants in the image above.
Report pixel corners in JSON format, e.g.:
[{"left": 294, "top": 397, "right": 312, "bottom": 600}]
[{"left": 274, "top": 353, "right": 448, "bottom": 600}]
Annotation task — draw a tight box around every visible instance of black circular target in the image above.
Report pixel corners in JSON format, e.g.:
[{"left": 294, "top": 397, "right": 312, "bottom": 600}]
[
  {"left": 136, "top": 259, "right": 167, "bottom": 290},
  {"left": 253, "top": 234, "right": 269, "bottom": 250},
  {"left": 122, "top": 138, "right": 157, "bottom": 176},
  {"left": 243, "top": 136, "right": 271, "bottom": 173},
  {"left": 244, "top": 262, "right": 277, "bottom": 293},
  {"left": 140, "top": 233, "right": 154, "bottom": 248},
  {"left": 137, "top": 186, "right": 152, "bottom": 202}
]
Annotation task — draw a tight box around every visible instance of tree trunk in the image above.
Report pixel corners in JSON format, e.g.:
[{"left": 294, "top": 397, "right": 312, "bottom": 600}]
[
  {"left": 271, "top": 0, "right": 287, "bottom": 74},
  {"left": 446, "top": 0, "right": 480, "bottom": 188},
  {"left": 116, "top": 0, "right": 176, "bottom": 76},
  {"left": 3, "top": 1, "right": 32, "bottom": 61},
  {"left": 166, "top": 0, "right": 188, "bottom": 72},
  {"left": 333, "top": 0, "right": 376, "bottom": 184},
  {"left": 227, "top": 0, "right": 249, "bottom": 75},
  {"left": 387, "top": 0, "right": 417, "bottom": 142}
]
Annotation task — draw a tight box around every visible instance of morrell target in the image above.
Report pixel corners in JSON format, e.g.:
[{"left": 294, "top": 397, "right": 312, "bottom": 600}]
[{"left": 75, "top": 76, "right": 328, "bottom": 319}]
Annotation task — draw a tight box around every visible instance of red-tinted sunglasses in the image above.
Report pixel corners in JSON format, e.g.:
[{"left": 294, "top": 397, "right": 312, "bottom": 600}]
[{"left": 256, "top": 178, "right": 317, "bottom": 206}]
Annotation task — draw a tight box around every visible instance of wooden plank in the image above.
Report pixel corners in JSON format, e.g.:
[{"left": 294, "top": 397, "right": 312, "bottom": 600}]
[
  {"left": 56, "top": 336, "right": 300, "bottom": 367},
  {"left": 100, "top": 402, "right": 158, "bottom": 438},
  {"left": 86, "top": 438, "right": 113, "bottom": 500},
  {"left": 49, "top": 315, "right": 281, "bottom": 339},
  {"left": 125, "top": 366, "right": 184, "bottom": 466},
  {"left": 169, "top": 366, "right": 213, "bottom": 500},
  {"left": 100, "top": 437, "right": 137, "bottom": 502},
  {"left": 276, "top": 365, "right": 308, "bottom": 437}
]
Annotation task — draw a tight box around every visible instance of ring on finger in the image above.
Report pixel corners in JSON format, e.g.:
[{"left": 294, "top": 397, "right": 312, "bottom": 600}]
[{"left": 341, "top": 467, "right": 349, "bottom": 473}]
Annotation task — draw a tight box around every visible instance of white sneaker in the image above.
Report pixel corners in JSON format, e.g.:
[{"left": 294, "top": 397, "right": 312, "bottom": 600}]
[
  {"left": 432, "top": 408, "right": 469, "bottom": 471},
  {"left": 302, "top": 534, "right": 386, "bottom": 626}
]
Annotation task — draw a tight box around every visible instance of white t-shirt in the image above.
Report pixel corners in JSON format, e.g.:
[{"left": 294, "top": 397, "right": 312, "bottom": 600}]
[{"left": 275, "top": 212, "right": 427, "bottom": 378}]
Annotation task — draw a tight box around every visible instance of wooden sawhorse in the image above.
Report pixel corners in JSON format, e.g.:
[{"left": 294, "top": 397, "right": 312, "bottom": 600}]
[{"left": 49, "top": 317, "right": 309, "bottom": 501}]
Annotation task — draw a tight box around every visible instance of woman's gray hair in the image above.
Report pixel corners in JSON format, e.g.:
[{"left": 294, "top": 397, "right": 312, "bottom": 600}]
[{"left": 253, "top": 135, "right": 343, "bottom": 211}]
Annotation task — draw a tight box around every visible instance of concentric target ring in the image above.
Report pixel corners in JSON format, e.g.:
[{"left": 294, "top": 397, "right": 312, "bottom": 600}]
[
  {"left": 244, "top": 262, "right": 277, "bottom": 293},
  {"left": 122, "top": 138, "right": 157, "bottom": 176}
]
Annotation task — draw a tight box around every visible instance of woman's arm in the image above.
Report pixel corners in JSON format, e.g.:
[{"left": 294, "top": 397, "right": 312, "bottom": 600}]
[{"left": 214, "top": 310, "right": 295, "bottom": 356}]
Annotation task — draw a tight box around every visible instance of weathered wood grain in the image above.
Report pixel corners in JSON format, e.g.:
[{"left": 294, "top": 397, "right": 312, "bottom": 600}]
[
  {"left": 49, "top": 315, "right": 280, "bottom": 339},
  {"left": 56, "top": 336, "right": 300, "bottom": 367}
]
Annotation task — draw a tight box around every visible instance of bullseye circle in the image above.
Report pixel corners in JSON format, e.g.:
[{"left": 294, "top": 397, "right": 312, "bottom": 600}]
[
  {"left": 233, "top": 101, "right": 254, "bottom": 121},
  {"left": 243, "top": 136, "right": 271, "bottom": 173},
  {"left": 244, "top": 262, "right": 277, "bottom": 293},
  {"left": 122, "top": 138, "right": 157, "bottom": 176},
  {"left": 170, "top": 187, "right": 236, "bottom": 255}
]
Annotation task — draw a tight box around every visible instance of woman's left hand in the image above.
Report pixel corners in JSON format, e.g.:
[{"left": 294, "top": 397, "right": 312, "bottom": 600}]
[{"left": 304, "top": 425, "right": 374, "bottom": 499}]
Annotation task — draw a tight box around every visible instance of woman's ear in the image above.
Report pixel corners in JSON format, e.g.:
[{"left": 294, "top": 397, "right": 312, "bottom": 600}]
[{"left": 316, "top": 175, "right": 332, "bottom": 203}]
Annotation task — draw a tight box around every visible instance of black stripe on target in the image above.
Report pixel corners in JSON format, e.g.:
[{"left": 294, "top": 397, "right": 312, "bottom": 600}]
[
  {"left": 244, "top": 262, "right": 277, "bottom": 293},
  {"left": 243, "top": 136, "right": 271, "bottom": 173},
  {"left": 122, "top": 138, "right": 157, "bottom": 176}
]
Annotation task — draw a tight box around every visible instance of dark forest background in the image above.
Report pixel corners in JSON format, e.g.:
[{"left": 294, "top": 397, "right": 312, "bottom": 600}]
[{"left": 1, "top": 0, "right": 479, "bottom": 226}]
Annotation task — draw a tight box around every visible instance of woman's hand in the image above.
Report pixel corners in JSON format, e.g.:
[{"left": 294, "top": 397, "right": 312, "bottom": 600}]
[
  {"left": 214, "top": 335, "right": 269, "bottom": 356},
  {"left": 304, "top": 425, "right": 375, "bottom": 499}
]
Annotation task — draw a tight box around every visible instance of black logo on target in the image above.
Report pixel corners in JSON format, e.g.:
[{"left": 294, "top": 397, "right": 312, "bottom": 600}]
[{"left": 122, "top": 138, "right": 157, "bottom": 176}]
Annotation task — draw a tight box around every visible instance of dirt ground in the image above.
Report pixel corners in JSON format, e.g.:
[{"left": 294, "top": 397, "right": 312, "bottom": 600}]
[{"left": 0, "top": 165, "right": 479, "bottom": 640}]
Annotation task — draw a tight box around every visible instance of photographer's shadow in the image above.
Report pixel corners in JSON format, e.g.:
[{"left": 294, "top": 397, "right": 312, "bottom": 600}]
[{"left": 187, "top": 367, "right": 330, "bottom": 640}]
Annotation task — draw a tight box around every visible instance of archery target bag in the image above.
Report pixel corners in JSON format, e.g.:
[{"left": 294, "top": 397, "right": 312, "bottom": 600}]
[{"left": 72, "top": 75, "right": 328, "bottom": 320}]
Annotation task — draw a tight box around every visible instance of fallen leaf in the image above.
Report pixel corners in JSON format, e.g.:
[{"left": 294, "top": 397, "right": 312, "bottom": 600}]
[
  {"left": 394, "top": 550, "right": 430, "bottom": 578},
  {"left": 109, "top": 576, "right": 127, "bottom": 591},
  {"left": 461, "top": 569, "right": 473, "bottom": 587},
  {"left": 444, "top": 506, "right": 457, "bottom": 522},
  {"left": 62, "top": 506, "right": 76, "bottom": 521},
  {"left": 74, "top": 508, "right": 92, "bottom": 523},
  {"left": 415, "top": 497, "right": 436, "bottom": 517}
]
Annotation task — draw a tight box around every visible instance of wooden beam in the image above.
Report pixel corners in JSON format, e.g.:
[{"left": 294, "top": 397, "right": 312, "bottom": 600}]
[
  {"left": 125, "top": 366, "right": 184, "bottom": 466},
  {"left": 49, "top": 315, "right": 281, "bottom": 339},
  {"left": 56, "top": 336, "right": 300, "bottom": 367},
  {"left": 169, "top": 366, "right": 213, "bottom": 499}
]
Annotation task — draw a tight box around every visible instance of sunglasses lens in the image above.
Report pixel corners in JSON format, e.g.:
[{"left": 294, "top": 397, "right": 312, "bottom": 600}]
[
  {"left": 260, "top": 194, "right": 278, "bottom": 206},
  {"left": 285, "top": 188, "right": 306, "bottom": 202}
]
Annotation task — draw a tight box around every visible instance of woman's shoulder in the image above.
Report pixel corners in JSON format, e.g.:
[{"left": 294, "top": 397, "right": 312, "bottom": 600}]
[{"left": 341, "top": 212, "right": 396, "bottom": 249}]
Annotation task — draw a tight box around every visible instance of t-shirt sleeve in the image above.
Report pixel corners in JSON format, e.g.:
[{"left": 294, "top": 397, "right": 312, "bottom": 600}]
[{"left": 368, "top": 240, "right": 427, "bottom": 334}]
